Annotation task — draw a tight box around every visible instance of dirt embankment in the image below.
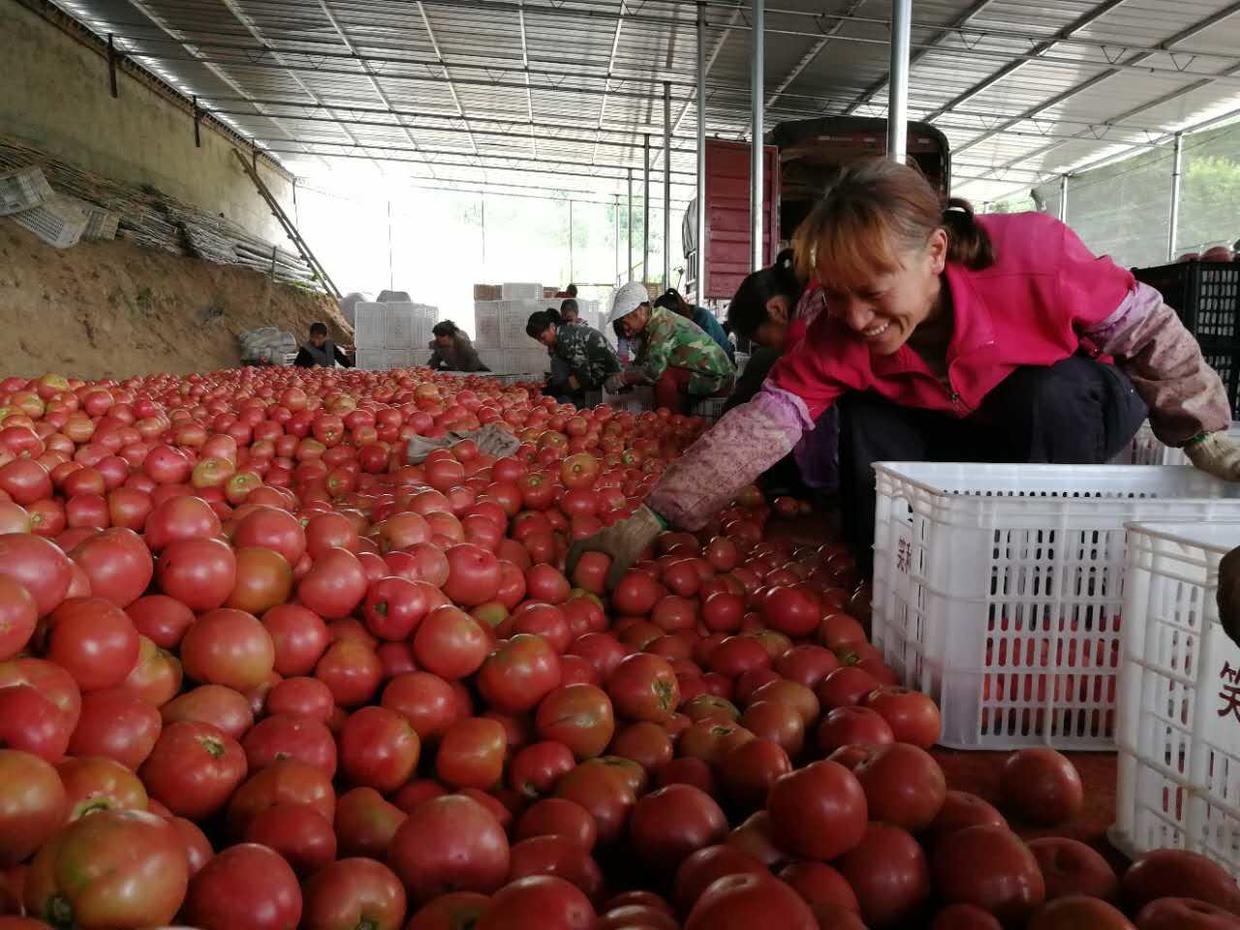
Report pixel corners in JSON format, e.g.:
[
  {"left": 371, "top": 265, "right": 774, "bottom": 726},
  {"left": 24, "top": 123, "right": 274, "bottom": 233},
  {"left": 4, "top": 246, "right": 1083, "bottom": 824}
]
[{"left": 0, "top": 222, "right": 352, "bottom": 380}]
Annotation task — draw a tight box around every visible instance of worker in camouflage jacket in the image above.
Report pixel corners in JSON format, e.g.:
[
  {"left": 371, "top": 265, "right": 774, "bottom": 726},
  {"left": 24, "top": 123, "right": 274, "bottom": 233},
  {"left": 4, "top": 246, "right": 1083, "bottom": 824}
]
[
  {"left": 526, "top": 306, "right": 621, "bottom": 406},
  {"left": 605, "top": 282, "right": 735, "bottom": 413}
]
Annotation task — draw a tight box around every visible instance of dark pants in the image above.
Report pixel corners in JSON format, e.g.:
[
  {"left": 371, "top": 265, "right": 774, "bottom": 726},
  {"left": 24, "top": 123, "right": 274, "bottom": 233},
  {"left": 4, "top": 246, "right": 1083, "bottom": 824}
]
[{"left": 839, "top": 357, "right": 1148, "bottom": 574}]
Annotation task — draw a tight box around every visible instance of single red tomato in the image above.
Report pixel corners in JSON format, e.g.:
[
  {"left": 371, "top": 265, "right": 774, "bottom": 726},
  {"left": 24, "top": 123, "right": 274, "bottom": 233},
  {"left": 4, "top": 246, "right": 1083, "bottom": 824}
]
[
  {"left": 139, "top": 720, "right": 247, "bottom": 820},
  {"left": 509, "top": 741, "right": 576, "bottom": 799},
  {"left": 816, "top": 705, "right": 895, "bottom": 754},
  {"left": 0, "top": 749, "right": 66, "bottom": 867},
  {"left": 514, "top": 797, "right": 598, "bottom": 851},
  {"left": 333, "top": 786, "right": 407, "bottom": 859},
  {"left": 507, "top": 834, "right": 603, "bottom": 899},
  {"left": 835, "top": 822, "right": 930, "bottom": 928},
  {"left": 925, "top": 790, "right": 1008, "bottom": 849},
  {"left": 225, "top": 758, "right": 336, "bottom": 836},
  {"left": 606, "top": 653, "right": 680, "bottom": 723},
  {"left": 852, "top": 742, "right": 947, "bottom": 832},
  {"left": 242, "top": 713, "right": 337, "bottom": 777},
  {"left": 628, "top": 784, "right": 728, "bottom": 872},
  {"left": 1028, "top": 836, "right": 1119, "bottom": 901},
  {"left": 1000, "top": 747, "right": 1084, "bottom": 826},
  {"left": 413, "top": 606, "right": 490, "bottom": 680},
  {"left": 262, "top": 603, "right": 330, "bottom": 677},
  {"left": 404, "top": 891, "right": 492, "bottom": 930},
  {"left": 779, "top": 861, "right": 860, "bottom": 915},
  {"left": 1122, "top": 849, "right": 1240, "bottom": 915},
  {"left": 1026, "top": 895, "right": 1136, "bottom": 930},
  {"left": 534, "top": 684, "right": 616, "bottom": 760},
  {"left": 478, "top": 634, "right": 563, "bottom": 714},
  {"left": 69, "top": 688, "right": 162, "bottom": 770},
  {"left": 862, "top": 686, "right": 941, "bottom": 748},
  {"left": 477, "top": 875, "right": 594, "bottom": 930},
  {"left": 155, "top": 537, "right": 237, "bottom": 611},
  {"left": 718, "top": 737, "right": 792, "bottom": 811},
  {"left": 46, "top": 597, "right": 140, "bottom": 691},
  {"left": 301, "top": 857, "right": 408, "bottom": 930},
  {"left": 673, "top": 845, "right": 769, "bottom": 915},
  {"left": 436, "top": 717, "right": 507, "bottom": 789},
  {"left": 24, "top": 809, "right": 188, "bottom": 929},
  {"left": 160, "top": 683, "right": 254, "bottom": 739},
  {"left": 928, "top": 904, "right": 1002, "bottom": 930},
  {"left": 1136, "top": 897, "right": 1240, "bottom": 930},
  {"left": 338, "top": 705, "right": 421, "bottom": 792},
  {"left": 243, "top": 802, "right": 337, "bottom": 876},
  {"left": 182, "top": 842, "right": 303, "bottom": 930},
  {"left": 685, "top": 873, "right": 817, "bottom": 930},
  {"left": 766, "top": 760, "right": 868, "bottom": 861},
  {"left": 388, "top": 794, "right": 510, "bottom": 903},
  {"left": 931, "top": 826, "right": 1045, "bottom": 924},
  {"left": 125, "top": 594, "right": 195, "bottom": 650}
]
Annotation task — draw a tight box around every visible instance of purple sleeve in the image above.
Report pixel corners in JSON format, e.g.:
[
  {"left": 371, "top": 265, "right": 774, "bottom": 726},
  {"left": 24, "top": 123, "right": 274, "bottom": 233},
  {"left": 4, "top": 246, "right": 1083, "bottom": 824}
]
[
  {"left": 1083, "top": 281, "right": 1232, "bottom": 445},
  {"left": 646, "top": 384, "right": 812, "bottom": 530}
]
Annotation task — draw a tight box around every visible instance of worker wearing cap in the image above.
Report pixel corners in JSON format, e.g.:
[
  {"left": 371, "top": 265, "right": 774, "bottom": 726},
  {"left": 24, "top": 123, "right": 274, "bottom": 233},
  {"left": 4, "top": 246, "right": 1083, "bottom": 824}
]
[{"left": 605, "top": 282, "right": 735, "bottom": 413}]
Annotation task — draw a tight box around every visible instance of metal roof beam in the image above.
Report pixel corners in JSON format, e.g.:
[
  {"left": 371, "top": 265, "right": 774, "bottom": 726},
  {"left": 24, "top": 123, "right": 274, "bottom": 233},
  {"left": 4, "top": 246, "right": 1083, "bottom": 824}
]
[
  {"left": 516, "top": 0, "right": 536, "bottom": 157},
  {"left": 593, "top": 0, "right": 626, "bottom": 166},
  {"left": 415, "top": 1, "right": 480, "bottom": 157},
  {"left": 764, "top": 0, "right": 864, "bottom": 114},
  {"left": 840, "top": 0, "right": 997, "bottom": 117},
  {"left": 924, "top": 0, "right": 1130, "bottom": 123},
  {"left": 953, "top": 0, "right": 1240, "bottom": 161}
]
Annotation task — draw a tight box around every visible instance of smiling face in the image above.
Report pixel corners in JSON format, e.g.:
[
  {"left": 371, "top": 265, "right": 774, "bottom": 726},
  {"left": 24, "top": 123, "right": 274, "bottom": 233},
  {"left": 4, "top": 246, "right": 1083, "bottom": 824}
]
[{"left": 820, "top": 227, "right": 949, "bottom": 356}]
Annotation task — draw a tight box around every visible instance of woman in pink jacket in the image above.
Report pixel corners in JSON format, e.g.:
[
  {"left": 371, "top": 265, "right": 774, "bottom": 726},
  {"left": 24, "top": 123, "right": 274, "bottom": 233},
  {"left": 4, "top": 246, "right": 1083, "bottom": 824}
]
[{"left": 572, "top": 158, "right": 1236, "bottom": 581}]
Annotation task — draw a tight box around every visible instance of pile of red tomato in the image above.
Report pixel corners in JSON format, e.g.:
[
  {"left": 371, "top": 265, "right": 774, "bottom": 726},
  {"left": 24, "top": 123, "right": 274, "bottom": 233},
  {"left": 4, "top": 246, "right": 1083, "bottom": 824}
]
[{"left": 0, "top": 365, "right": 1235, "bottom": 930}]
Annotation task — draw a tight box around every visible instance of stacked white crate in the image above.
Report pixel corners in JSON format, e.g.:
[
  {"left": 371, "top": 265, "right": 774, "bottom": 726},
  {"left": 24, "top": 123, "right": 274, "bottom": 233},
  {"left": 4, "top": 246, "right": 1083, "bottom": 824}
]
[
  {"left": 471, "top": 283, "right": 560, "bottom": 376},
  {"left": 354, "top": 300, "right": 439, "bottom": 370}
]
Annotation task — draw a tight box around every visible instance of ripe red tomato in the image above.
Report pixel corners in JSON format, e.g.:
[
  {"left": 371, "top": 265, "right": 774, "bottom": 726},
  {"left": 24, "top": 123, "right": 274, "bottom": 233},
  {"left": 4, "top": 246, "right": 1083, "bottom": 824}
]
[
  {"left": 338, "top": 705, "right": 421, "bottom": 792},
  {"left": 1026, "top": 895, "right": 1136, "bottom": 930},
  {"left": 413, "top": 606, "right": 490, "bottom": 680},
  {"left": 1122, "top": 849, "right": 1240, "bottom": 915},
  {"left": 242, "top": 713, "right": 337, "bottom": 777},
  {"left": 606, "top": 653, "right": 680, "bottom": 723},
  {"left": 926, "top": 790, "right": 1008, "bottom": 849},
  {"left": 609, "top": 721, "right": 673, "bottom": 772},
  {"left": 773, "top": 643, "right": 840, "bottom": 688},
  {"left": 514, "top": 797, "right": 598, "bottom": 850},
  {"left": 478, "top": 634, "right": 563, "bottom": 713},
  {"left": 510, "top": 740, "right": 576, "bottom": 798},
  {"left": 388, "top": 794, "right": 511, "bottom": 903},
  {"left": 140, "top": 720, "right": 246, "bottom": 819},
  {"left": 160, "top": 683, "right": 254, "bottom": 739},
  {"left": 1028, "top": 837, "right": 1119, "bottom": 902},
  {"left": 298, "top": 547, "right": 368, "bottom": 619},
  {"left": 628, "top": 784, "right": 728, "bottom": 871},
  {"left": 817, "top": 666, "right": 882, "bottom": 709},
  {"left": 334, "top": 786, "right": 407, "bottom": 858},
  {"left": 779, "top": 861, "right": 860, "bottom": 915},
  {"left": 69, "top": 527, "right": 153, "bottom": 607},
  {"left": 685, "top": 873, "right": 817, "bottom": 930},
  {"left": 405, "top": 891, "right": 493, "bottom": 930},
  {"left": 180, "top": 608, "right": 276, "bottom": 692},
  {"left": 852, "top": 742, "right": 947, "bottom": 831},
  {"left": 836, "top": 823, "right": 930, "bottom": 928},
  {"left": 0, "top": 534, "right": 73, "bottom": 616},
  {"left": 226, "top": 758, "right": 336, "bottom": 836},
  {"left": 301, "top": 858, "right": 408, "bottom": 930},
  {"left": 262, "top": 603, "right": 330, "bottom": 676},
  {"left": 760, "top": 585, "right": 819, "bottom": 637},
  {"left": 481, "top": 875, "right": 594, "bottom": 930},
  {"left": 69, "top": 688, "right": 161, "bottom": 770},
  {"left": 1136, "top": 897, "right": 1240, "bottom": 930},
  {"left": 928, "top": 904, "right": 1002, "bottom": 930},
  {"left": 183, "top": 842, "right": 303, "bottom": 930},
  {"left": 718, "top": 737, "right": 791, "bottom": 810},
  {"left": 999, "top": 747, "right": 1084, "bottom": 826},
  {"left": 932, "top": 826, "right": 1046, "bottom": 924},
  {"left": 381, "top": 671, "right": 465, "bottom": 742},
  {"left": 226, "top": 547, "right": 294, "bottom": 615},
  {"left": 507, "top": 834, "right": 603, "bottom": 899},
  {"left": 315, "top": 638, "right": 383, "bottom": 707},
  {"left": 863, "top": 686, "right": 941, "bottom": 748},
  {"left": 24, "top": 809, "right": 188, "bottom": 929},
  {"left": 766, "top": 760, "right": 868, "bottom": 861},
  {"left": 233, "top": 506, "right": 307, "bottom": 566},
  {"left": 243, "top": 802, "right": 337, "bottom": 876},
  {"left": 443, "top": 543, "right": 502, "bottom": 606},
  {"left": 816, "top": 705, "right": 895, "bottom": 754},
  {"left": 126, "top": 594, "right": 195, "bottom": 649},
  {"left": 155, "top": 537, "right": 237, "bottom": 611},
  {"left": 46, "top": 597, "right": 140, "bottom": 691},
  {"left": 534, "top": 683, "right": 615, "bottom": 759},
  {"left": 437, "top": 716, "right": 507, "bottom": 789},
  {"left": 0, "top": 749, "right": 66, "bottom": 867},
  {"left": 362, "top": 576, "right": 431, "bottom": 641}
]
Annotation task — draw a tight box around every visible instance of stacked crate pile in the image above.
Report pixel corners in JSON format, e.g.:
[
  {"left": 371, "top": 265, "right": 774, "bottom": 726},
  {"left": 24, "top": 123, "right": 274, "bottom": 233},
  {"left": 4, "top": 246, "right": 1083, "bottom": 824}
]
[
  {"left": 471, "top": 283, "right": 602, "bottom": 376},
  {"left": 354, "top": 301, "right": 439, "bottom": 370}
]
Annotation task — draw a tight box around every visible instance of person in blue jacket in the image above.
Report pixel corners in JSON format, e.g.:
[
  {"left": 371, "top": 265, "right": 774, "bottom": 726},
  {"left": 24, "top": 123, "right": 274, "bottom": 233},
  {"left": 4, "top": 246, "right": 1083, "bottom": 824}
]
[{"left": 654, "top": 289, "right": 735, "bottom": 362}]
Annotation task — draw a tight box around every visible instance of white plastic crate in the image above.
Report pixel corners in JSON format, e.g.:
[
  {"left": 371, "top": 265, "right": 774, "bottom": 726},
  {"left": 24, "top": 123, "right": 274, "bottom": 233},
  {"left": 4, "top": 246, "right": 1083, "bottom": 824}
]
[
  {"left": 353, "top": 303, "right": 386, "bottom": 349},
  {"left": 502, "top": 282, "right": 542, "bottom": 300},
  {"left": 11, "top": 195, "right": 88, "bottom": 249},
  {"left": 1112, "top": 521, "right": 1240, "bottom": 875},
  {"left": 473, "top": 301, "right": 500, "bottom": 348},
  {"left": 1118, "top": 422, "right": 1240, "bottom": 466},
  {"left": 384, "top": 304, "right": 415, "bottom": 349},
  {"left": 872, "top": 462, "right": 1240, "bottom": 750},
  {"left": 500, "top": 301, "right": 539, "bottom": 349}
]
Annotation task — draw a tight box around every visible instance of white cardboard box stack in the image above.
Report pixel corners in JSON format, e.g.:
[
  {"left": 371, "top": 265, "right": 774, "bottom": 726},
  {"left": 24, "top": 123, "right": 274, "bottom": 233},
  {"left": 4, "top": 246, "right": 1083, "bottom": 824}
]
[
  {"left": 354, "top": 301, "right": 439, "bottom": 370},
  {"left": 472, "top": 283, "right": 601, "bottom": 375}
]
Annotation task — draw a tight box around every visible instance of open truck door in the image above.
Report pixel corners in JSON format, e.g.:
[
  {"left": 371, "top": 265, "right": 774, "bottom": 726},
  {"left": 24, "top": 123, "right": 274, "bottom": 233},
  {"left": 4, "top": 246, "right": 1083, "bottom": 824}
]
[{"left": 684, "top": 117, "right": 951, "bottom": 304}]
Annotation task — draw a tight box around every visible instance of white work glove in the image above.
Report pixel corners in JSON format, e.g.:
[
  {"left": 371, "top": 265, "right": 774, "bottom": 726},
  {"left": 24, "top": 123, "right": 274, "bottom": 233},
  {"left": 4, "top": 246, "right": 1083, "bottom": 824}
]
[
  {"left": 1185, "top": 431, "right": 1240, "bottom": 481},
  {"left": 604, "top": 372, "right": 627, "bottom": 394},
  {"left": 566, "top": 504, "right": 664, "bottom": 590},
  {"left": 406, "top": 423, "right": 520, "bottom": 464}
]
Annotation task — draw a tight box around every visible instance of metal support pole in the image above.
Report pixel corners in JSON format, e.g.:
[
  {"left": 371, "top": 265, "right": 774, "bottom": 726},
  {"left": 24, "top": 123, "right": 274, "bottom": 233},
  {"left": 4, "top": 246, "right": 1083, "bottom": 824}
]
[
  {"left": 1168, "top": 132, "right": 1184, "bottom": 261},
  {"left": 750, "top": 0, "right": 764, "bottom": 272},
  {"left": 663, "top": 81, "right": 672, "bottom": 286},
  {"left": 627, "top": 168, "right": 634, "bottom": 281},
  {"left": 614, "top": 195, "right": 621, "bottom": 285},
  {"left": 887, "top": 0, "right": 912, "bottom": 164},
  {"left": 568, "top": 200, "right": 575, "bottom": 285},
  {"left": 696, "top": 1, "right": 708, "bottom": 301},
  {"left": 107, "top": 35, "right": 119, "bottom": 98},
  {"left": 643, "top": 134, "right": 651, "bottom": 283},
  {"left": 192, "top": 96, "right": 202, "bottom": 148},
  {"left": 1058, "top": 174, "right": 1068, "bottom": 223},
  {"left": 387, "top": 200, "right": 394, "bottom": 292}
]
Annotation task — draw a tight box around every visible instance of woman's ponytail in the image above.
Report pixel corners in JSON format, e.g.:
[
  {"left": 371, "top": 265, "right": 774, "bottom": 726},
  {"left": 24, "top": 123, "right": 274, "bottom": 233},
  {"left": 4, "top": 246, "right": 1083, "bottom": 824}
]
[
  {"left": 727, "top": 248, "right": 805, "bottom": 339},
  {"left": 941, "top": 197, "right": 994, "bottom": 269}
]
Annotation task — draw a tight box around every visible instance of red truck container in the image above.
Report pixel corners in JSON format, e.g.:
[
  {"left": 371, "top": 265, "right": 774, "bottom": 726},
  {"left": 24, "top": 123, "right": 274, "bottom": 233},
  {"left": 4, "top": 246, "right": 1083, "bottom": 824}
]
[{"left": 685, "top": 117, "right": 951, "bottom": 303}]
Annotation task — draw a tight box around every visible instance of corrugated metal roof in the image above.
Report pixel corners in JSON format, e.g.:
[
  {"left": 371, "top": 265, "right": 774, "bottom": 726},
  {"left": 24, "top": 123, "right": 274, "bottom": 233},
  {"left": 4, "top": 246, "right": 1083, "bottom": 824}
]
[{"left": 49, "top": 0, "right": 1240, "bottom": 203}]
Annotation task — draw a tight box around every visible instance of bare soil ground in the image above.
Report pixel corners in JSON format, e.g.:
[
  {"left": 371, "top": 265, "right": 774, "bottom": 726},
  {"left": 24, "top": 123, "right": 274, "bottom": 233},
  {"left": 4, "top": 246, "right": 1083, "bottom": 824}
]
[{"left": 0, "top": 222, "right": 351, "bottom": 379}]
